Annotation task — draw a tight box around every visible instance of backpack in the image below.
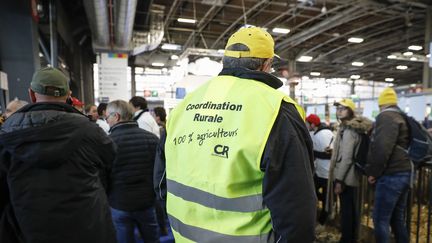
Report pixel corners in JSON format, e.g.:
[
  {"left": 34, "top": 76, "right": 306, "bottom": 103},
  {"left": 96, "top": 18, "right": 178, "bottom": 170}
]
[
  {"left": 383, "top": 109, "right": 432, "bottom": 166},
  {"left": 353, "top": 132, "right": 370, "bottom": 175}
]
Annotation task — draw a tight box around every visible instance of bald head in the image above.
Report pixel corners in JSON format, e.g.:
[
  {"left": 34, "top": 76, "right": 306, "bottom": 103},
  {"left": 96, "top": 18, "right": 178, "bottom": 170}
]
[{"left": 5, "top": 99, "right": 28, "bottom": 118}]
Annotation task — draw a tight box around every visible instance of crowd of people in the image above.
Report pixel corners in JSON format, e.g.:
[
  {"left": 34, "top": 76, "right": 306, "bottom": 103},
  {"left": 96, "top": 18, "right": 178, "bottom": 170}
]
[{"left": 0, "top": 26, "right": 418, "bottom": 243}]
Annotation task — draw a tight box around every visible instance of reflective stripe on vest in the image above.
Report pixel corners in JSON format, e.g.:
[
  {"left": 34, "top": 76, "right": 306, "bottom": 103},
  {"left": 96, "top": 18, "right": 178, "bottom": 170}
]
[
  {"left": 168, "top": 215, "right": 274, "bottom": 243},
  {"left": 165, "top": 75, "right": 304, "bottom": 241},
  {"left": 167, "top": 179, "right": 264, "bottom": 212}
]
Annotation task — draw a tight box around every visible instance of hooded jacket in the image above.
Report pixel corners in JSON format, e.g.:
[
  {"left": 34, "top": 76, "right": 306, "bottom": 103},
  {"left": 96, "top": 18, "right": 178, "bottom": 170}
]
[
  {"left": 329, "top": 116, "right": 372, "bottom": 187},
  {"left": 0, "top": 102, "right": 117, "bottom": 243}
]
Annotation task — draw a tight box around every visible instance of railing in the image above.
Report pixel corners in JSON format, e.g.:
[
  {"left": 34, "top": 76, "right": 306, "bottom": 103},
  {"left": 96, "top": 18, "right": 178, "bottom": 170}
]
[{"left": 357, "top": 162, "right": 432, "bottom": 243}]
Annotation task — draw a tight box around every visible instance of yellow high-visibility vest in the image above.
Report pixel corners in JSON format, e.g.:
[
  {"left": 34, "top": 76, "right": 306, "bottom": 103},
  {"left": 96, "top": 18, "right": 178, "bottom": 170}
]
[{"left": 165, "top": 74, "right": 304, "bottom": 242}]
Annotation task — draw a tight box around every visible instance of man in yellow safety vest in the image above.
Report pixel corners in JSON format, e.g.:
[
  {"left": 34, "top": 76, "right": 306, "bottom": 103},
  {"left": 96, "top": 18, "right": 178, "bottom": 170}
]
[{"left": 155, "top": 26, "right": 316, "bottom": 243}]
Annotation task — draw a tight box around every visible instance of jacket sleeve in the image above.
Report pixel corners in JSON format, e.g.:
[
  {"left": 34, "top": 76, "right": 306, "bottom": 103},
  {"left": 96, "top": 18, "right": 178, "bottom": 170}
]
[
  {"left": 261, "top": 102, "right": 317, "bottom": 243},
  {"left": 333, "top": 129, "right": 358, "bottom": 183},
  {"left": 154, "top": 132, "right": 167, "bottom": 201},
  {"left": 93, "top": 127, "right": 117, "bottom": 191},
  {"left": 365, "top": 112, "right": 400, "bottom": 177}
]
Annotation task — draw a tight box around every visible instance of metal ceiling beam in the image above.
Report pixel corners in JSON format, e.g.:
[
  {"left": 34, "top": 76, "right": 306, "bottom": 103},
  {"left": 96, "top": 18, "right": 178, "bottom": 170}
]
[
  {"left": 163, "top": 0, "right": 181, "bottom": 31},
  {"left": 210, "top": 0, "right": 269, "bottom": 49}
]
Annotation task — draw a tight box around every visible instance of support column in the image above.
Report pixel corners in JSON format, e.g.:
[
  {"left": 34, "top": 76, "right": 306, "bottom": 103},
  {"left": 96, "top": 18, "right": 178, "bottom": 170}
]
[
  {"left": 0, "top": 0, "right": 40, "bottom": 101},
  {"left": 423, "top": 7, "right": 432, "bottom": 88},
  {"left": 49, "top": 0, "right": 58, "bottom": 68},
  {"left": 131, "top": 66, "right": 136, "bottom": 97},
  {"left": 288, "top": 59, "right": 296, "bottom": 99}
]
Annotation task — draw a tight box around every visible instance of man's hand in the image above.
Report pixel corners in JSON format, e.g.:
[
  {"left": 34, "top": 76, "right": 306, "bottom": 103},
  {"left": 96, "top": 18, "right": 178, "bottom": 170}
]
[
  {"left": 334, "top": 182, "right": 343, "bottom": 195},
  {"left": 368, "top": 176, "right": 376, "bottom": 184}
]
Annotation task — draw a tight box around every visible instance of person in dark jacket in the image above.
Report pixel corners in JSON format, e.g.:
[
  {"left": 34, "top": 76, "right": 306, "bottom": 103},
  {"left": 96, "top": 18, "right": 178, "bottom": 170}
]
[
  {"left": 106, "top": 100, "right": 160, "bottom": 243},
  {"left": 0, "top": 67, "right": 117, "bottom": 243},
  {"left": 154, "top": 27, "right": 316, "bottom": 242},
  {"left": 366, "top": 88, "right": 411, "bottom": 243}
]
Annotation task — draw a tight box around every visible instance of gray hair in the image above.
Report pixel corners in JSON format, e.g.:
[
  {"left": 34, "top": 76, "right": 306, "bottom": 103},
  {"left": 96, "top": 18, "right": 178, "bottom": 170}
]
[
  {"left": 106, "top": 100, "right": 134, "bottom": 121},
  {"left": 222, "top": 43, "right": 267, "bottom": 70}
]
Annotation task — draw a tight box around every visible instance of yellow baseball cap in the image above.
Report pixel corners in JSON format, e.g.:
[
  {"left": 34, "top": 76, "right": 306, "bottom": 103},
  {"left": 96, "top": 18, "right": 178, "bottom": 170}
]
[
  {"left": 378, "top": 87, "right": 398, "bottom": 106},
  {"left": 224, "top": 27, "right": 275, "bottom": 59},
  {"left": 334, "top": 98, "right": 356, "bottom": 112}
]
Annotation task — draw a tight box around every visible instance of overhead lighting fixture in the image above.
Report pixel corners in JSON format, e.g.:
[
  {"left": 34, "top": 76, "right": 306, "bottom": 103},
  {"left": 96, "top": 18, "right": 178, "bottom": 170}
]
[
  {"left": 272, "top": 27, "right": 290, "bottom": 34},
  {"left": 297, "top": 55, "right": 313, "bottom": 62},
  {"left": 389, "top": 83, "right": 394, "bottom": 87},
  {"left": 170, "top": 55, "right": 179, "bottom": 60},
  {"left": 351, "top": 62, "right": 364, "bottom": 67},
  {"left": 161, "top": 68, "right": 168, "bottom": 72},
  {"left": 348, "top": 37, "right": 364, "bottom": 43},
  {"left": 396, "top": 65, "right": 408, "bottom": 70},
  {"left": 151, "top": 62, "right": 165, "bottom": 67},
  {"left": 39, "top": 52, "right": 43, "bottom": 57},
  {"left": 408, "top": 45, "right": 422, "bottom": 51},
  {"left": 385, "top": 78, "right": 394, "bottom": 82},
  {"left": 387, "top": 55, "right": 397, "bottom": 59},
  {"left": 403, "top": 51, "right": 413, "bottom": 56},
  {"left": 310, "top": 72, "right": 321, "bottom": 76},
  {"left": 427, "top": 54, "right": 431, "bottom": 58},
  {"left": 350, "top": 75, "right": 360, "bottom": 79},
  {"left": 217, "top": 49, "right": 225, "bottom": 54},
  {"left": 410, "top": 57, "right": 418, "bottom": 61},
  {"left": 161, "top": 43, "right": 182, "bottom": 51},
  {"left": 177, "top": 18, "right": 196, "bottom": 24}
]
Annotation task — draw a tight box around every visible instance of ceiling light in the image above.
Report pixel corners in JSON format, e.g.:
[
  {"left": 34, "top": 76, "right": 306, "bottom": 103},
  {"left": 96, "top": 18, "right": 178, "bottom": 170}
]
[
  {"left": 272, "top": 27, "right": 290, "bottom": 34},
  {"left": 297, "top": 55, "right": 313, "bottom": 62},
  {"left": 161, "top": 43, "right": 182, "bottom": 50},
  {"left": 350, "top": 75, "right": 360, "bottom": 79},
  {"left": 39, "top": 52, "right": 43, "bottom": 57},
  {"left": 170, "top": 55, "right": 179, "bottom": 60},
  {"left": 351, "top": 62, "right": 364, "bottom": 67},
  {"left": 408, "top": 45, "right": 422, "bottom": 51},
  {"left": 385, "top": 78, "right": 394, "bottom": 82},
  {"left": 217, "top": 49, "right": 225, "bottom": 54},
  {"left": 135, "top": 67, "right": 144, "bottom": 73},
  {"left": 403, "top": 51, "right": 413, "bottom": 56},
  {"left": 387, "top": 55, "right": 397, "bottom": 59},
  {"left": 162, "top": 68, "right": 168, "bottom": 72},
  {"left": 389, "top": 83, "right": 394, "bottom": 87},
  {"left": 152, "top": 62, "right": 165, "bottom": 67},
  {"left": 410, "top": 57, "right": 418, "bottom": 61},
  {"left": 177, "top": 18, "right": 196, "bottom": 24},
  {"left": 396, "top": 65, "right": 408, "bottom": 70},
  {"left": 348, "top": 37, "right": 364, "bottom": 43},
  {"left": 427, "top": 54, "right": 431, "bottom": 58},
  {"left": 310, "top": 72, "right": 321, "bottom": 76}
]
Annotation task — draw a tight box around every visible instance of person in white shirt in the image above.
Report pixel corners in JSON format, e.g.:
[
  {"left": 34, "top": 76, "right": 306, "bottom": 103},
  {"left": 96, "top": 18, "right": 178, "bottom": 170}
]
[
  {"left": 306, "top": 114, "right": 334, "bottom": 225},
  {"left": 129, "top": 96, "right": 160, "bottom": 138},
  {"left": 96, "top": 103, "right": 110, "bottom": 134}
]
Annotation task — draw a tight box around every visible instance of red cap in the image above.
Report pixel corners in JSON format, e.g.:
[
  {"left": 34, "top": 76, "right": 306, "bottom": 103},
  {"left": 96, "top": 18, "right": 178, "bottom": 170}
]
[
  {"left": 306, "top": 114, "right": 321, "bottom": 126},
  {"left": 71, "top": 97, "right": 84, "bottom": 107}
]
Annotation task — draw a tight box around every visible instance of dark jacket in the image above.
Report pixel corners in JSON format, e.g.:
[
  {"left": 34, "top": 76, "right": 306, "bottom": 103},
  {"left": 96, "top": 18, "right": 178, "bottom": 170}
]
[
  {"left": 109, "top": 121, "right": 159, "bottom": 211},
  {"left": 366, "top": 106, "right": 411, "bottom": 177},
  {"left": 0, "top": 102, "right": 117, "bottom": 243},
  {"left": 154, "top": 67, "right": 316, "bottom": 243}
]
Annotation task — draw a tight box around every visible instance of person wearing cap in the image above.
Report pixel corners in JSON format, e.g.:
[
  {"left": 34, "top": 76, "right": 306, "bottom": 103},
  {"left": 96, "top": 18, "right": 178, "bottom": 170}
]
[
  {"left": 0, "top": 67, "right": 117, "bottom": 243},
  {"left": 365, "top": 88, "right": 411, "bottom": 243},
  {"left": 155, "top": 26, "right": 316, "bottom": 242},
  {"left": 327, "top": 98, "right": 372, "bottom": 243},
  {"left": 306, "top": 114, "right": 334, "bottom": 225}
]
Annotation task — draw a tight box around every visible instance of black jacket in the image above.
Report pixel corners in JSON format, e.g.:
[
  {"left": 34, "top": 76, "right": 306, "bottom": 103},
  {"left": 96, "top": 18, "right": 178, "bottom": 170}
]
[
  {"left": 0, "top": 102, "right": 117, "bottom": 243},
  {"left": 109, "top": 121, "right": 159, "bottom": 211},
  {"left": 154, "top": 67, "right": 316, "bottom": 243},
  {"left": 366, "top": 106, "right": 411, "bottom": 177}
]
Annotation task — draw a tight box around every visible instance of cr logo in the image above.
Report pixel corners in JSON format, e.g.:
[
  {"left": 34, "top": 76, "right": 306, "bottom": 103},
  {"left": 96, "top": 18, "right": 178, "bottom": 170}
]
[{"left": 213, "top": 144, "right": 229, "bottom": 158}]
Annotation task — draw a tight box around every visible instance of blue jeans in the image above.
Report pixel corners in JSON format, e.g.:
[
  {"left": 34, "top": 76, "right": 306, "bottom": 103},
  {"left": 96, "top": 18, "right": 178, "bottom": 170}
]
[
  {"left": 111, "top": 207, "right": 160, "bottom": 243},
  {"left": 373, "top": 171, "right": 410, "bottom": 243}
]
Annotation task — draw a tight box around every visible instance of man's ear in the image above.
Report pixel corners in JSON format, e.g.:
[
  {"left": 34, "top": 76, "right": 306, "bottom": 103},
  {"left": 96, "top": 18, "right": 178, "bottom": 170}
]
[
  {"left": 28, "top": 89, "right": 37, "bottom": 103},
  {"left": 260, "top": 58, "right": 273, "bottom": 73}
]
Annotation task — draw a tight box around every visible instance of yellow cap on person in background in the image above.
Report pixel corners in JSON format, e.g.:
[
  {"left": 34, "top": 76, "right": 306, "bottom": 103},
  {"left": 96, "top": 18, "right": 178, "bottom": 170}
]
[
  {"left": 334, "top": 98, "right": 356, "bottom": 112},
  {"left": 378, "top": 87, "right": 398, "bottom": 106}
]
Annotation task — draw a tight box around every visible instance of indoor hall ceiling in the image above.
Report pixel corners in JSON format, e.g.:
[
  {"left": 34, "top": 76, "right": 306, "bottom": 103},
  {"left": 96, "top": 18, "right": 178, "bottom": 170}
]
[{"left": 147, "top": 0, "right": 431, "bottom": 85}]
